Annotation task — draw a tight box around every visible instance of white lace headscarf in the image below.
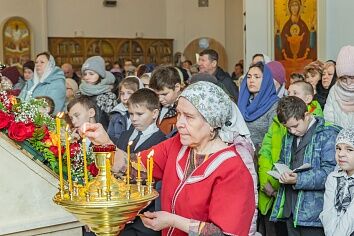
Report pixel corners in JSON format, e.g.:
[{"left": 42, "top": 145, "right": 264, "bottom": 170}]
[{"left": 23, "top": 54, "right": 56, "bottom": 101}]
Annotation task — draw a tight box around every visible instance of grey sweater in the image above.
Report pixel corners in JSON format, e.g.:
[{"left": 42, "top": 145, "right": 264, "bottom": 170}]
[{"left": 246, "top": 102, "right": 278, "bottom": 149}]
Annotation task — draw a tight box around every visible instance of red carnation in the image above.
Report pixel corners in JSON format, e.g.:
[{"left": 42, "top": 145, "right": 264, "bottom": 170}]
[
  {"left": 87, "top": 162, "right": 99, "bottom": 177},
  {"left": 49, "top": 145, "right": 64, "bottom": 157},
  {"left": 70, "top": 142, "right": 81, "bottom": 157},
  {"left": 0, "top": 110, "right": 14, "bottom": 129},
  {"left": 8, "top": 121, "right": 35, "bottom": 142}
]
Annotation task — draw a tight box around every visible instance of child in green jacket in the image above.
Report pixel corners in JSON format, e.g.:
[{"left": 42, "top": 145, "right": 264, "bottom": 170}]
[{"left": 258, "top": 81, "right": 323, "bottom": 236}]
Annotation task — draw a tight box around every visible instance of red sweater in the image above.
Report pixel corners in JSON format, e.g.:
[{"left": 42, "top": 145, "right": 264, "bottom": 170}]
[{"left": 141, "top": 134, "right": 255, "bottom": 236}]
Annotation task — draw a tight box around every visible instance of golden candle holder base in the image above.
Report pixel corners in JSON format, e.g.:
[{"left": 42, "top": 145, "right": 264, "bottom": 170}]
[{"left": 53, "top": 146, "right": 158, "bottom": 236}]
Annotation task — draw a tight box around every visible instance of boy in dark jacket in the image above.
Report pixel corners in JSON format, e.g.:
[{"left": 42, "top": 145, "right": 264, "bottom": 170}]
[
  {"left": 118, "top": 88, "right": 166, "bottom": 236},
  {"left": 107, "top": 77, "right": 140, "bottom": 144},
  {"left": 270, "top": 96, "right": 340, "bottom": 236}
]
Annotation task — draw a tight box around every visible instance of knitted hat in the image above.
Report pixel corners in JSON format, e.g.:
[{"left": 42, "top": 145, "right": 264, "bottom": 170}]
[
  {"left": 336, "top": 45, "right": 354, "bottom": 77},
  {"left": 336, "top": 128, "right": 354, "bottom": 148},
  {"left": 267, "top": 61, "right": 286, "bottom": 84},
  {"left": 81, "top": 56, "right": 106, "bottom": 78},
  {"left": 66, "top": 78, "right": 79, "bottom": 94},
  {"left": 23, "top": 60, "right": 35, "bottom": 72},
  {"left": 1, "top": 66, "right": 20, "bottom": 85}
]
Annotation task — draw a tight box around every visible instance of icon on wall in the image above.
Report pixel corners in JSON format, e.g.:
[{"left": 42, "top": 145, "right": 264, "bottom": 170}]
[
  {"left": 274, "top": 0, "right": 317, "bottom": 84},
  {"left": 2, "top": 17, "right": 32, "bottom": 69},
  {"left": 198, "top": 0, "right": 209, "bottom": 7}
]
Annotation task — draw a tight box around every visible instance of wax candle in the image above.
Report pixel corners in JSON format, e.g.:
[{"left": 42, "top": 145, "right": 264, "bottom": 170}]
[
  {"left": 65, "top": 125, "right": 73, "bottom": 193},
  {"left": 127, "top": 140, "right": 133, "bottom": 185},
  {"left": 147, "top": 150, "right": 155, "bottom": 184},
  {"left": 55, "top": 112, "right": 64, "bottom": 193},
  {"left": 106, "top": 157, "right": 111, "bottom": 192},
  {"left": 137, "top": 152, "right": 141, "bottom": 180}
]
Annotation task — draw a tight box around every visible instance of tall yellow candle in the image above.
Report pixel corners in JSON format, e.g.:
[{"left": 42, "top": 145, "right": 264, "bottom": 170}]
[
  {"left": 149, "top": 157, "right": 154, "bottom": 183},
  {"left": 55, "top": 112, "right": 64, "bottom": 193},
  {"left": 127, "top": 140, "right": 133, "bottom": 185},
  {"left": 106, "top": 157, "right": 111, "bottom": 191},
  {"left": 147, "top": 150, "right": 155, "bottom": 183},
  {"left": 137, "top": 152, "right": 141, "bottom": 180},
  {"left": 65, "top": 125, "right": 73, "bottom": 193}
]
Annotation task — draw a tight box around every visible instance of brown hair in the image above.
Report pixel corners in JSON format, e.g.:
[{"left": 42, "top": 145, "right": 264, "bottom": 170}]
[
  {"left": 36, "top": 52, "right": 51, "bottom": 60},
  {"left": 127, "top": 88, "right": 160, "bottom": 112},
  {"left": 277, "top": 96, "right": 307, "bottom": 124},
  {"left": 118, "top": 76, "right": 140, "bottom": 94},
  {"left": 67, "top": 95, "right": 97, "bottom": 114},
  {"left": 149, "top": 66, "right": 180, "bottom": 91}
]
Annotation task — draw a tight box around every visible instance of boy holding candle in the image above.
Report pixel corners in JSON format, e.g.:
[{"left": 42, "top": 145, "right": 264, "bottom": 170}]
[{"left": 118, "top": 88, "right": 166, "bottom": 236}]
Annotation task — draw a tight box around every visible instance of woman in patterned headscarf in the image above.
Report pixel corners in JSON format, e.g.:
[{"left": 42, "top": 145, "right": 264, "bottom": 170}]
[
  {"left": 83, "top": 80, "right": 256, "bottom": 236},
  {"left": 320, "top": 128, "right": 354, "bottom": 236}
]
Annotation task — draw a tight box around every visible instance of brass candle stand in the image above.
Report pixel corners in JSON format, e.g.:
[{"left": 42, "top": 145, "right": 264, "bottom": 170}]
[{"left": 53, "top": 146, "right": 158, "bottom": 236}]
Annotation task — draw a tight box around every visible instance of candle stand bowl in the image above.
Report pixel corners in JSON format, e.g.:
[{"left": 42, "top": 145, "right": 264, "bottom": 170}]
[{"left": 53, "top": 149, "right": 158, "bottom": 236}]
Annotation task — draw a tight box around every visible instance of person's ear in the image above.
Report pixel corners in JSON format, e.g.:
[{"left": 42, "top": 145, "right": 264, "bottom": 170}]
[
  {"left": 152, "top": 109, "right": 159, "bottom": 120},
  {"left": 174, "top": 83, "right": 181, "bottom": 92},
  {"left": 88, "top": 108, "right": 96, "bottom": 119},
  {"left": 211, "top": 60, "right": 217, "bottom": 68},
  {"left": 304, "top": 111, "right": 311, "bottom": 121},
  {"left": 304, "top": 94, "right": 313, "bottom": 105}
]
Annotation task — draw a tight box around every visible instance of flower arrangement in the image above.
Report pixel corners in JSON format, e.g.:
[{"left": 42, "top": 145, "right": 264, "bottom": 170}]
[{"left": 0, "top": 91, "right": 98, "bottom": 184}]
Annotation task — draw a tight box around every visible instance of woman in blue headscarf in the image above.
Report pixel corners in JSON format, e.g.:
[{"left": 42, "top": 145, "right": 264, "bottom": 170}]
[{"left": 238, "top": 62, "right": 279, "bottom": 150}]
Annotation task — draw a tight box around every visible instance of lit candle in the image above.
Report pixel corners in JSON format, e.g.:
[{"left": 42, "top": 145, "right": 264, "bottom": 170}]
[
  {"left": 137, "top": 152, "right": 141, "bottom": 180},
  {"left": 147, "top": 150, "right": 155, "bottom": 183},
  {"left": 55, "top": 112, "right": 64, "bottom": 193},
  {"left": 65, "top": 125, "right": 73, "bottom": 193},
  {"left": 82, "top": 123, "right": 89, "bottom": 186},
  {"left": 106, "top": 156, "right": 111, "bottom": 192},
  {"left": 127, "top": 141, "right": 133, "bottom": 185}
]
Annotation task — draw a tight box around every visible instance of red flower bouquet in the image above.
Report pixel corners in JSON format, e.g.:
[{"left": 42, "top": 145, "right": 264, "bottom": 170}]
[{"left": 8, "top": 121, "right": 35, "bottom": 142}]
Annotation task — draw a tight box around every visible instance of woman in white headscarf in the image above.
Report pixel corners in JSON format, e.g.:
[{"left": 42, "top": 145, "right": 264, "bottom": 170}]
[
  {"left": 19, "top": 52, "right": 66, "bottom": 114},
  {"left": 83, "top": 80, "right": 257, "bottom": 236}
]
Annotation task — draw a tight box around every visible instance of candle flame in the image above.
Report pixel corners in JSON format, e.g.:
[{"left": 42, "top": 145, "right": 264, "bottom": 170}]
[
  {"left": 128, "top": 140, "right": 133, "bottom": 146},
  {"left": 137, "top": 152, "right": 141, "bottom": 157},
  {"left": 66, "top": 124, "right": 69, "bottom": 131},
  {"left": 148, "top": 149, "right": 154, "bottom": 158},
  {"left": 56, "top": 112, "right": 64, "bottom": 118}
]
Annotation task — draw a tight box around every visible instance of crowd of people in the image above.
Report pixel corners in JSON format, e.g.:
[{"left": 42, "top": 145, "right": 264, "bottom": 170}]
[{"left": 1, "top": 45, "right": 354, "bottom": 236}]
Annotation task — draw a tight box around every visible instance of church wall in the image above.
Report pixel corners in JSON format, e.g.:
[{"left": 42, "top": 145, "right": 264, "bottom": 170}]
[{"left": 0, "top": 0, "right": 47, "bottom": 60}]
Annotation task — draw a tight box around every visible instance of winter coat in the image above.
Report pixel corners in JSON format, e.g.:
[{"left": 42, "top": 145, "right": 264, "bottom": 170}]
[
  {"left": 19, "top": 67, "right": 66, "bottom": 114},
  {"left": 320, "top": 170, "right": 354, "bottom": 236},
  {"left": 258, "top": 100, "right": 324, "bottom": 215},
  {"left": 270, "top": 117, "right": 341, "bottom": 227},
  {"left": 214, "top": 66, "right": 239, "bottom": 103}
]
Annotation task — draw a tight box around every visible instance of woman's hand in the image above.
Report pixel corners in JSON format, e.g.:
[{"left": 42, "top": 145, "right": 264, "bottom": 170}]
[
  {"left": 140, "top": 211, "right": 175, "bottom": 231},
  {"left": 80, "top": 122, "right": 113, "bottom": 145}
]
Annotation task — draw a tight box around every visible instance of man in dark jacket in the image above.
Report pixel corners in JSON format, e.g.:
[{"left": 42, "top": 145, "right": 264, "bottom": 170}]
[{"left": 198, "top": 49, "right": 239, "bottom": 103}]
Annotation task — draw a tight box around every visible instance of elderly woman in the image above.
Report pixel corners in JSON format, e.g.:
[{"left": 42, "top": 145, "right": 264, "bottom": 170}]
[
  {"left": 19, "top": 52, "right": 66, "bottom": 114},
  {"left": 83, "top": 81, "right": 256, "bottom": 236}
]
